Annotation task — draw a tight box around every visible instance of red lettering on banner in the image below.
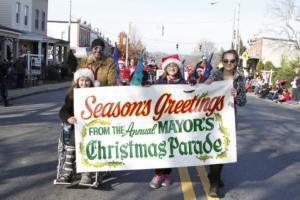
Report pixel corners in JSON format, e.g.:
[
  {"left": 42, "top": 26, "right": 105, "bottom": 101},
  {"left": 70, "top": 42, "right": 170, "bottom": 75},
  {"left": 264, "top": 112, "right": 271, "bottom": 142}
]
[
  {"left": 80, "top": 93, "right": 225, "bottom": 121},
  {"left": 80, "top": 96, "right": 151, "bottom": 119},
  {"left": 153, "top": 93, "right": 225, "bottom": 121},
  {"left": 81, "top": 95, "right": 96, "bottom": 120}
]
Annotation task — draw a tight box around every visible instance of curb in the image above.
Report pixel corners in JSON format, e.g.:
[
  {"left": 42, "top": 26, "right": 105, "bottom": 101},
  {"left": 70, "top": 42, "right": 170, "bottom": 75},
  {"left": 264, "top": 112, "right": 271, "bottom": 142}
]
[
  {"left": 1, "top": 81, "right": 71, "bottom": 103},
  {"left": 247, "top": 93, "right": 300, "bottom": 110},
  {"left": 7, "top": 85, "right": 70, "bottom": 101}
]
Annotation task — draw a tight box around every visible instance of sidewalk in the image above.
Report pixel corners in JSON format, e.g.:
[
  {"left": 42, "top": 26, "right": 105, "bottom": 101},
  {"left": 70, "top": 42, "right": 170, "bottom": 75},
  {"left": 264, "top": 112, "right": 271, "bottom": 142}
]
[
  {"left": 5, "top": 81, "right": 71, "bottom": 101},
  {"left": 247, "top": 92, "right": 300, "bottom": 109}
]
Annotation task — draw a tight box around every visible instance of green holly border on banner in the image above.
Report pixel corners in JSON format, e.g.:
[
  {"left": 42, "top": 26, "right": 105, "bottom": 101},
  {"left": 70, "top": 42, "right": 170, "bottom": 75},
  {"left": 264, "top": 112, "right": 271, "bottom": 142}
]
[
  {"left": 215, "top": 113, "right": 230, "bottom": 158},
  {"left": 80, "top": 119, "right": 125, "bottom": 168},
  {"left": 196, "top": 112, "right": 230, "bottom": 161}
]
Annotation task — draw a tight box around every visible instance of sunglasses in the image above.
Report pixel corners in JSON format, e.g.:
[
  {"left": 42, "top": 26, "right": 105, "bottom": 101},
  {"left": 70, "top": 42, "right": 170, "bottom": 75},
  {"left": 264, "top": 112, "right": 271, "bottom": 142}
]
[
  {"left": 223, "top": 59, "right": 236, "bottom": 64},
  {"left": 93, "top": 46, "right": 103, "bottom": 51},
  {"left": 167, "top": 65, "right": 178, "bottom": 69}
]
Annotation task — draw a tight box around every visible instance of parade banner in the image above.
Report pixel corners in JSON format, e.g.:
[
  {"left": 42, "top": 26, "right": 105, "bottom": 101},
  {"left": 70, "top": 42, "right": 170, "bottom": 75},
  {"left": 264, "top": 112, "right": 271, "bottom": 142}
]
[{"left": 74, "top": 80, "right": 236, "bottom": 172}]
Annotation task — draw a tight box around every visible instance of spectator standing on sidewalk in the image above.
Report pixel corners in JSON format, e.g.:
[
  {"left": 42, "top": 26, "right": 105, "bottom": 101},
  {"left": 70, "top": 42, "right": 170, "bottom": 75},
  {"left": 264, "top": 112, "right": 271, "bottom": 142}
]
[
  {"left": 205, "top": 49, "right": 247, "bottom": 197},
  {"left": 66, "top": 49, "right": 78, "bottom": 74},
  {"left": 15, "top": 53, "right": 27, "bottom": 88},
  {"left": 0, "top": 61, "right": 11, "bottom": 106},
  {"left": 80, "top": 38, "right": 116, "bottom": 86},
  {"left": 291, "top": 78, "right": 300, "bottom": 102},
  {"left": 291, "top": 68, "right": 300, "bottom": 101}
]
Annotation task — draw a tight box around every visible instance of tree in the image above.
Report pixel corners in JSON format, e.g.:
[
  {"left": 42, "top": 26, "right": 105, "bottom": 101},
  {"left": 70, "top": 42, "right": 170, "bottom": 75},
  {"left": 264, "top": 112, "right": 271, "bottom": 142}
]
[
  {"left": 116, "top": 29, "right": 146, "bottom": 61},
  {"left": 264, "top": 61, "right": 275, "bottom": 70},
  {"left": 188, "top": 39, "right": 218, "bottom": 67},
  {"left": 271, "top": 57, "right": 295, "bottom": 87},
  {"left": 268, "top": 0, "right": 300, "bottom": 49},
  {"left": 117, "top": 32, "right": 127, "bottom": 57},
  {"left": 272, "top": 64, "right": 294, "bottom": 87},
  {"left": 289, "top": 56, "right": 300, "bottom": 69},
  {"left": 193, "top": 39, "right": 217, "bottom": 58},
  {"left": 128, "top": 26, "right": 146, "bottom": 61},
  {"left": 256, "top": 60, "right": 264, "bottom": 73},
  {"left": 239, "top": 38, "right": 247, "bottom": 56},
  {"left": 256, "top": 60, "right": 275, "bottom": 74}
]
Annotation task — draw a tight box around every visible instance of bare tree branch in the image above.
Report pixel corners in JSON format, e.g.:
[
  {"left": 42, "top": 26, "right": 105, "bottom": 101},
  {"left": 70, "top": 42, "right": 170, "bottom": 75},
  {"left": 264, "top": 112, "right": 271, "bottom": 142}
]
[{"left": 268, "top": 0, "right": 300, "bottom": 49}]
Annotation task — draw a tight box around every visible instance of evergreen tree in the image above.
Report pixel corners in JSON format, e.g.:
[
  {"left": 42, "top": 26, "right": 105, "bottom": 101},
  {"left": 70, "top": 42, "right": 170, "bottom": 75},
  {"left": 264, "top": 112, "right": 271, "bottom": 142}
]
[{"left": 256, "top": 60, "right": 264, "bottom": 74}]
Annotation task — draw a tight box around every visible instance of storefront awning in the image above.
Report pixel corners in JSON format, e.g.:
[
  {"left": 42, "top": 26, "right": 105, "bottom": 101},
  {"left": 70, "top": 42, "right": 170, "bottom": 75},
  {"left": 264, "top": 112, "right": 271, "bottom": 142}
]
[
  {"left": 0, "top": 25, "right": 22, "bottom": 39},
  {"left": 19, "top": 31, "right": 67, "bottom": 44}
]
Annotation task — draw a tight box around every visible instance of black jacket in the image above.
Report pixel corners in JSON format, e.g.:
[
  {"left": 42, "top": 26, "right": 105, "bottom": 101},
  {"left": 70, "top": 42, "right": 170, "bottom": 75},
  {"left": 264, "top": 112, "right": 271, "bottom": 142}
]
[{"left": 59, "top": 94, "right": 74, "bottom": 123}]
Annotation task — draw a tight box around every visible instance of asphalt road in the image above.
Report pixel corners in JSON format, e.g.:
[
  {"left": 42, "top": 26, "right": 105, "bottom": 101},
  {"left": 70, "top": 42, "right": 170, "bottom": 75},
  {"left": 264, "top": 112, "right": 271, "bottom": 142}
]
[{"left": 0, "top": 90, "right": 299, "bottom": 200}]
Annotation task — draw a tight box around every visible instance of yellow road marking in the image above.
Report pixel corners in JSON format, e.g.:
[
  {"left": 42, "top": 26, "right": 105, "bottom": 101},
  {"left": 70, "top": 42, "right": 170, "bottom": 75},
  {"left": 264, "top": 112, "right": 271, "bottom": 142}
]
[
  {"left": 178, "top": 167, "right": 197, "bottom": 200},
  {"left": 196, "top": 166, "right": 220, "bottom": 200}
]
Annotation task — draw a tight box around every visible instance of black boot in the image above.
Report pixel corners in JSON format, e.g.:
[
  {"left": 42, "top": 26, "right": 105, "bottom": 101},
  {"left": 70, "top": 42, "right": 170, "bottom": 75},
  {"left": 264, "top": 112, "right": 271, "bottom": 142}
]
[
  {"left": 208, "top": 173, "right": 224, "bottom": 187},
  {"left": 208, "top": 164, "right": 224, "bottom": 197},
  {"left": 209, "top": 181, "right": 220, "bottom": 197}
]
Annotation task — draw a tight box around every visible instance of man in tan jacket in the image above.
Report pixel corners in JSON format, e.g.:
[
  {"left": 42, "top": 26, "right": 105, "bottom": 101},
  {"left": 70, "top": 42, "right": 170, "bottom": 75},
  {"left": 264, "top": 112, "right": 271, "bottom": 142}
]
[
  {"left": 78, "top": 38, "right": 116, "bottom": 185},
  {"left": 81, "top": 38, "right": 116, "bottom": 86}
]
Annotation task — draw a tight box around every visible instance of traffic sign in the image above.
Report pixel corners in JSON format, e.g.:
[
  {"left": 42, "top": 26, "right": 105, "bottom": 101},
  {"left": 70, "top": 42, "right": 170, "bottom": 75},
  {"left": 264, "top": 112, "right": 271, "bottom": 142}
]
[{"left": 241, "top": 51, "right": 248, "bottom": 61}]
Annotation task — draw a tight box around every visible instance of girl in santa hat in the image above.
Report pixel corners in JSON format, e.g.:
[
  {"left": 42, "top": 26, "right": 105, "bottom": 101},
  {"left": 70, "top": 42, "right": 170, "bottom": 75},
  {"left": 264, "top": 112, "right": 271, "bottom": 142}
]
[
  {"left": 55, "top": 68, "right": 98, "bottom": 185},
  {"left": 155, "top": 54, "right": 186, "bottom": 85},
  {"left": 118, "top": 58, "right": 130, "bottom": 85},
  {"left": 149, "top": 54, "right": 186, "bottom": 189},
  {"left": 196, "top": 65, "right": 206, "bottom": 83}
]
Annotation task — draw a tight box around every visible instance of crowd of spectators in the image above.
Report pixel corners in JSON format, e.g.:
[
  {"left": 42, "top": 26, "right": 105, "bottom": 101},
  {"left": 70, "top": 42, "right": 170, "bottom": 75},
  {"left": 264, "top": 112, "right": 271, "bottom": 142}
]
[{"left": 245, "top": 68, "right": 300, "bottom": 105}]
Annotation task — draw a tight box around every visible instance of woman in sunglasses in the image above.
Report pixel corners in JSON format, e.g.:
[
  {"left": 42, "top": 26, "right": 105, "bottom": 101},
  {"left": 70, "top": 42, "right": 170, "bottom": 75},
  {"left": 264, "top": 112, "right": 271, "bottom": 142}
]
[{"left": 205, "top": 49, "right": 247, "bottom": 197}]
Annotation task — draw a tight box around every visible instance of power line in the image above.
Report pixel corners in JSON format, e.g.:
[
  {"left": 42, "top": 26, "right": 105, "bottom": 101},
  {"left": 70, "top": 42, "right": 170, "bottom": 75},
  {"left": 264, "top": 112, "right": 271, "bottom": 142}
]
[{"left": 93, "top": 18, "right": 233, "bottom": 25}]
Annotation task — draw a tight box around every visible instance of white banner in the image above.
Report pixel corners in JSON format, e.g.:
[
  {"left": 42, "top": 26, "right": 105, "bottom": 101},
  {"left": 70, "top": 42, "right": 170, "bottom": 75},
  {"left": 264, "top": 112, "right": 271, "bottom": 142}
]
[{"left": 74, "top": 80, "right": 236, "bottom": 172}]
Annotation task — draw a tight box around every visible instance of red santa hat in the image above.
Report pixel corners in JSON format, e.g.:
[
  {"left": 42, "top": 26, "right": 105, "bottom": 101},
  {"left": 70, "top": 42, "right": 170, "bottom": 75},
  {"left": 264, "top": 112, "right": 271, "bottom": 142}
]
[
  {"left": 196, "top": 65, "right": 206, "bottom": 72},
  {"left": 118, "top": 58, "right": 125, "bottom": 64},
  {"left": 161, "top": 54, "right": 181, "bottom": 71},
  {"left": 73, "top": 68, "right": 100, "bottom": 87}
]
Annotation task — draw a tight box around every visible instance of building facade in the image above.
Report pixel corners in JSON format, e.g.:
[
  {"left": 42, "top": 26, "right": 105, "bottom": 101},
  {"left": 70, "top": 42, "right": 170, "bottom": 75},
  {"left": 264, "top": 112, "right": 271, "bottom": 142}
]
[
  {"left": 0, "top": 0, "right": 68, "bottom": 65},
  {"left": 247, "top": 37, "right": 300, "bottom": 68},
  {"left": 0, "top": 25, "right": 21, "bottom": 62},
  {"left": 48, "top": 19, "right": 113, "bottom": 58}
]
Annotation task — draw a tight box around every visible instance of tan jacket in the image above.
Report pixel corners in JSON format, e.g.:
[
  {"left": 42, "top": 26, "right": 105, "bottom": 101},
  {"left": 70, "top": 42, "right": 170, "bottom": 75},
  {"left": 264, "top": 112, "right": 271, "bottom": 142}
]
[{"left": 80, "top": 54, "right": 116, "bottom": 86}]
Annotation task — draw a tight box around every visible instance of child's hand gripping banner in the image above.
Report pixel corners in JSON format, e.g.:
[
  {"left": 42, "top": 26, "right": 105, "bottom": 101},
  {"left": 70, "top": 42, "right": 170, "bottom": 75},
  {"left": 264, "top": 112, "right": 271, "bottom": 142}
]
[{"left": 74, "top": 80, "right": 236, "bottom": 172}]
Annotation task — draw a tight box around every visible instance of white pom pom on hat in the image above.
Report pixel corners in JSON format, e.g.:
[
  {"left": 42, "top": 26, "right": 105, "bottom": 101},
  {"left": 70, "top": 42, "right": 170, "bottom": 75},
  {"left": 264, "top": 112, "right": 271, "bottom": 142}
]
[
  {"left": 161, "top": 54, "right": 181, "bottom": 71},
  {"left": 94, "top": 80, "right": 100, "bottom": 87},
  {"left": 118, "top": 57, "right": 125, "bottom": 64}
]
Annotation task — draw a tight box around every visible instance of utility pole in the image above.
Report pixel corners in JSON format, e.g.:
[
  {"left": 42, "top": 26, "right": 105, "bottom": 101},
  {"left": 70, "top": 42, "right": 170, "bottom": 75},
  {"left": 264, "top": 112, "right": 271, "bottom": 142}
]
[
  {"left": 231, "top": 7, "right": 236, "bottom": 49},
  {"left": 68, "top": 0, "right": 71, "bottom": 43},
  {"left": 125, "top": 22, "right": 131, "bottom": 67},
  {"left": 236, "top": 3, "right": 240, "bottom": 55}
]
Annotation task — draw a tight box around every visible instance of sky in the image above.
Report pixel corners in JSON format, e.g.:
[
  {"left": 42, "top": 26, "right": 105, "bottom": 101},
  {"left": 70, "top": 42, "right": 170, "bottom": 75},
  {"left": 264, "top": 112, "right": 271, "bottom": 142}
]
[{"left": 48, "top": 0, "right": 274, "bottom": 54}]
